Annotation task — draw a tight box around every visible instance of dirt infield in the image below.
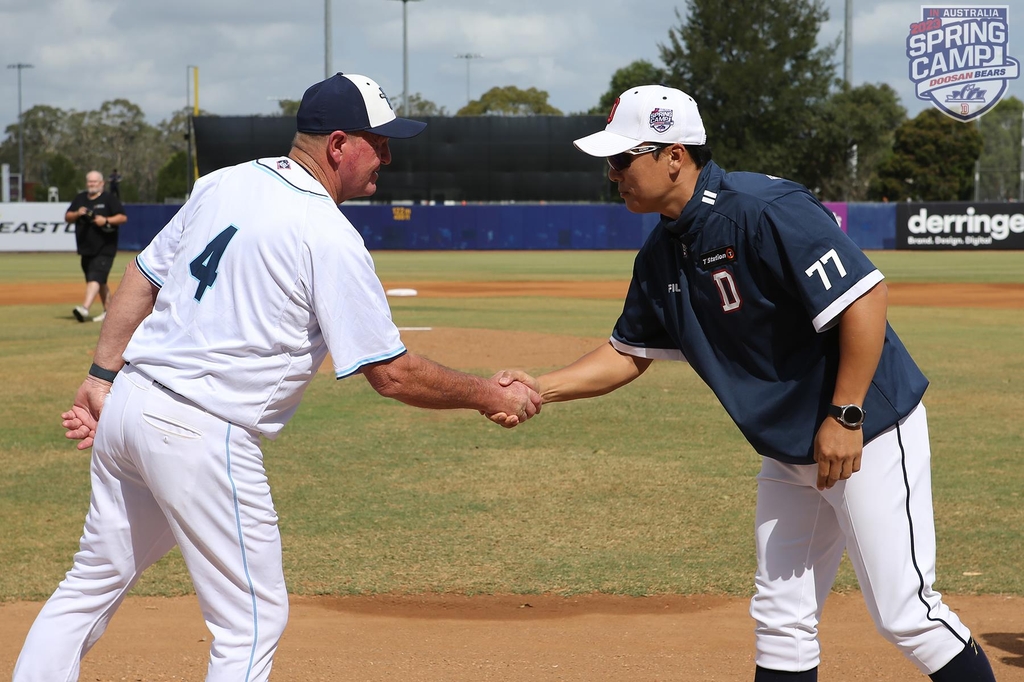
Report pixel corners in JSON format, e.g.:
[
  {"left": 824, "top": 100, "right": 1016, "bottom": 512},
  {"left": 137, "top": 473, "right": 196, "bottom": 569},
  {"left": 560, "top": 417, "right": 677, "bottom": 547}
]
[
  {"left": 1, "top": 594, "right": 1022, "bottom": 680},
  {"left": 3, "top": 279, "right": 1023, "bottom": 680},
  {"left": 3, "top": 279, "right": 1024, "bottom": 308}
]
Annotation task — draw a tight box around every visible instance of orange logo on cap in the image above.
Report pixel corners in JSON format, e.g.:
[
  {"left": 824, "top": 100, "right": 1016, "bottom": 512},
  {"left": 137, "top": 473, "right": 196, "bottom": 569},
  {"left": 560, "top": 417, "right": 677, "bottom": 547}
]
[{"left": 607, "top": 97, "right": 621, "bottom": 124}]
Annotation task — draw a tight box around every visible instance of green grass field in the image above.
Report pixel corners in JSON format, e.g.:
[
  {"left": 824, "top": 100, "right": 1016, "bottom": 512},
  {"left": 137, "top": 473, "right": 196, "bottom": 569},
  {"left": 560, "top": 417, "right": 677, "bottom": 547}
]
[
  {"left": 3, "top": 249, "right": 1024, "bottom": 284},
  {"left": 0, "top": 251, "right": 1021, "bottom": 601}
]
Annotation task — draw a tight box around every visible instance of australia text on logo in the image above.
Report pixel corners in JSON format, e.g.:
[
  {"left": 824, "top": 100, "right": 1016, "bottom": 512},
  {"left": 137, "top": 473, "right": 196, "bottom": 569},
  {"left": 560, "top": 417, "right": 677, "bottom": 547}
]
[{"left": 906, "top": 5, "right": 1020, "bottom": 121}]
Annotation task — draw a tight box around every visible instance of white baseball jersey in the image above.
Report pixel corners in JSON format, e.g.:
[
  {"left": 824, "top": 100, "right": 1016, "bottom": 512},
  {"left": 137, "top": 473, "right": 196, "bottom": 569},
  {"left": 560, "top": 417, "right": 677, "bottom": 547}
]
[{"left": 125, "top": 157, "right": 405, "bottom": 437}]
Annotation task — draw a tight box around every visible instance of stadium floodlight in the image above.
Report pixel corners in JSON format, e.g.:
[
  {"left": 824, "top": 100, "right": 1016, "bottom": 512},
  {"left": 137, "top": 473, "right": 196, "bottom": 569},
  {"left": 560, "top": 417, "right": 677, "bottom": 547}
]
[
  {"left": 454, "top": 53, "right": 483, "bottom": 107},
  {"left": 386, "top": 0, "right": 423, "bottom": 116},
  {"left": 6, "top": 62, "right": 33, "bottom": 202}
]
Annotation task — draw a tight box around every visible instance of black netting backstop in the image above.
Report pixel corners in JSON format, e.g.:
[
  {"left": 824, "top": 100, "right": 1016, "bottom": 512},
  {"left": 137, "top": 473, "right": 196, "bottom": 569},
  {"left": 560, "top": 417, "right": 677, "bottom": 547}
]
[{"left": 193, "top": 115, "right": 613, "bottom": 203}]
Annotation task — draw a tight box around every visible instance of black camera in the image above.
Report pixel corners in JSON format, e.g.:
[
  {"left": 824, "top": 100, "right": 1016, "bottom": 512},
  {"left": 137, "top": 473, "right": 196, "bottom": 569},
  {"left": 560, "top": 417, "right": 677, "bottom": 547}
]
[{"left": 82, "top": 208, "right": 95, "bottom": 219}]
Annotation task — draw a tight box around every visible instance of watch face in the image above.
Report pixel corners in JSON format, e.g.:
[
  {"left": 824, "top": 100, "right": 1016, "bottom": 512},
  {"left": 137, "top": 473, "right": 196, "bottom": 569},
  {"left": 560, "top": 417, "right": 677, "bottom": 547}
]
[{"left": 842, "top": 405, "right": 864, "bottom": 425}]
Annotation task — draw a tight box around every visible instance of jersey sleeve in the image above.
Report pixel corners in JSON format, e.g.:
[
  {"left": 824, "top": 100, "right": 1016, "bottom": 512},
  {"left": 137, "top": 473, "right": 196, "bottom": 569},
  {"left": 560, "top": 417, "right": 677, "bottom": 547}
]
[
  {"left": 135, "top": 172, "right": 226, "bottom": 287},
  {"left": 135, "top": 202, "right": 189, "bottom": 288},
  {"left": 759, "top": 191, "right": 883, "bottom": 332},
  {"left": 305, "top": 222, "right": 405, "bottom": 379},
  {"left": 610, "top": 251, "right": 686, "bottom": 361}
]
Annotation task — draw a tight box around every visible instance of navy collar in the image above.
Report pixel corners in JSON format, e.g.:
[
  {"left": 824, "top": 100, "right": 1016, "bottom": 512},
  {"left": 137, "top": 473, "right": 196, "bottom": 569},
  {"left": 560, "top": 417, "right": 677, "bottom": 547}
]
[{"left": 664, "top": 161, "right": 723, "bottom": 239}]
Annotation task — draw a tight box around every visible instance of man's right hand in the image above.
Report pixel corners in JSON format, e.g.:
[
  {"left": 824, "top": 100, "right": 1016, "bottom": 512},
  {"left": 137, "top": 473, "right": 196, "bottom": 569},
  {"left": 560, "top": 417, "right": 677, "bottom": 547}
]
[
  {"left": 61, "top": 376, "right": 112, "bottom": 450},
  {"left": 485, "top": 370, "right": 542, "bottom": 427}
]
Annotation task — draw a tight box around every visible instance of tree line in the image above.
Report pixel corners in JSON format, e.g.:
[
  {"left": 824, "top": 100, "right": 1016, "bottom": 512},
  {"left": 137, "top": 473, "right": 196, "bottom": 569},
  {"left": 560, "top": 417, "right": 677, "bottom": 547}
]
[
  {"left": 0, "top": 100, "right": 197, "bottom": 204},
  {"left": 2, "top": 0, "right": 1021, "bottom": 203}
]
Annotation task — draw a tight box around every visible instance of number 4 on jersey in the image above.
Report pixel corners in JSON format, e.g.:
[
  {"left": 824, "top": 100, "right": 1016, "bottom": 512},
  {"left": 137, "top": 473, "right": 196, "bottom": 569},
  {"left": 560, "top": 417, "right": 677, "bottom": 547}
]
[{"left": 189, "top": 226, "right": 238, "bottom": 302}]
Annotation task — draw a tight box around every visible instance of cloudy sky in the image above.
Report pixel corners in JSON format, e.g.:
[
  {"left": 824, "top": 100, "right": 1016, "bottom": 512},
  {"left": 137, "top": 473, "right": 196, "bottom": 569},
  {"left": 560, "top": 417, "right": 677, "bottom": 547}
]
[{"left": 1, "top": 0, "right": 1022, "bottom": 135}]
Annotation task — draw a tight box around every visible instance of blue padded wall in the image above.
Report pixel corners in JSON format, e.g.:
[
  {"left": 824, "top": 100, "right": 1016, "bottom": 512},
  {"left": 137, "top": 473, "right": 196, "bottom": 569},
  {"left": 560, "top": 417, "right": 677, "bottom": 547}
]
[{"left": 119, "top": 203, "right": 896, "bottom": 252}]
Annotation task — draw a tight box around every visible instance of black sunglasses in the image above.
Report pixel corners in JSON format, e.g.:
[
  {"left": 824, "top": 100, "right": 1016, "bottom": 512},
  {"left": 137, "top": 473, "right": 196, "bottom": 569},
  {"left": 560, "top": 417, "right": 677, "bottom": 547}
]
[{"left": 606, "top": 143, "right": 671, "bottom": 172}]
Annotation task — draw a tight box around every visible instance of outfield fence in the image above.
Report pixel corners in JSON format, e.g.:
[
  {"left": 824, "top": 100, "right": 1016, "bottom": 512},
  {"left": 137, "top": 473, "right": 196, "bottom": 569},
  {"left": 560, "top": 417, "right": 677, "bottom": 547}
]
[{"left": 2, "top": 201, "right": 1023, "bottom": 252}]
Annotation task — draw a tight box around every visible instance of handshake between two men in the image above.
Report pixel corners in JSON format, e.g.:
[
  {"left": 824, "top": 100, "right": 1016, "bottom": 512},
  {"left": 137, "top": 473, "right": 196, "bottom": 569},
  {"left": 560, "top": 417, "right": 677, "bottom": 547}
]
[
  {"left": 61, "top": 352, "right": 548, "bottom": 450},
  {"left": 483, "top": 342, "right": 653, "bottom": 428},
  {"left": 483, "top": 369, "right": 543, "bottom": 427},
  {"left": 63, "top": 340, "right": 648, "bottom": 447}
]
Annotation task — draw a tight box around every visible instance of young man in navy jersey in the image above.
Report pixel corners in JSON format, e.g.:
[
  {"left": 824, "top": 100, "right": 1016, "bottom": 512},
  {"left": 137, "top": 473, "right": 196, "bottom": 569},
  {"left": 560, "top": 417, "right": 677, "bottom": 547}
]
[{"left": 492, "top": 85, "right": 996, "bottom": 681}]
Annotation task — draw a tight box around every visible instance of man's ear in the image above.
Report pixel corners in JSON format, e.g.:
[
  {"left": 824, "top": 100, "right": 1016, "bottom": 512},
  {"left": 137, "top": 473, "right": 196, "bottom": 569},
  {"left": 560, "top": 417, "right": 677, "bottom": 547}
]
[
  {"left": 326, "top": 130, "right": 348, "bottom": 165},
  {"left": 671, "top": 144, "right": 695, "bottom": 171}
]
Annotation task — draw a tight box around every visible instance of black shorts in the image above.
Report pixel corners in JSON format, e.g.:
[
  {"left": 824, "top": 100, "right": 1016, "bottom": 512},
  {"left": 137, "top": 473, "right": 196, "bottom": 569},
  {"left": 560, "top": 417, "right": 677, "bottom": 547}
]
[{"left": 81, "top": 254, "right": 115, "bottom": 284}]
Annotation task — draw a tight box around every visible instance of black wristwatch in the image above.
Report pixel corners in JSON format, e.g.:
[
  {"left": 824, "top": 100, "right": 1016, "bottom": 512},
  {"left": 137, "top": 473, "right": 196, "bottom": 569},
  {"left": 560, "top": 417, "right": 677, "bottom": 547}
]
[{"left": 828, "top": 403, "right": 865, "bottom": 429}]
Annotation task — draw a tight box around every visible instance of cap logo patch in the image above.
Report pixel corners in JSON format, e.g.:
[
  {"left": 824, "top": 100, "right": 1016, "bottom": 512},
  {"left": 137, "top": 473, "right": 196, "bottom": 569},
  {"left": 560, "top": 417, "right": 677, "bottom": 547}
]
[
  {"left": 649, "top": 108, "right": 674, "bottom": 133},
  {"left": 607, "top": 97, "right": 621, "bottom": 124}
]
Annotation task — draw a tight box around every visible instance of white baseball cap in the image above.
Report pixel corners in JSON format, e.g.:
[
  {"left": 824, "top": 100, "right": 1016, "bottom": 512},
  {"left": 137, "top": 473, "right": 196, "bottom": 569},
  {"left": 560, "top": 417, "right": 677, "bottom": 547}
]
[{"left": 574, "top": 85, "right": 707, "bottom": 157}]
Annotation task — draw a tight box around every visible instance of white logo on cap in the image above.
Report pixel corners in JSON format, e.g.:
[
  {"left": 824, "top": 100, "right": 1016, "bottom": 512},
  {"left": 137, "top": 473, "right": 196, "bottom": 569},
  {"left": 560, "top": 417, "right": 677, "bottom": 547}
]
[{"left": 650, "top": 108, "right": 674, "bottom": 133}]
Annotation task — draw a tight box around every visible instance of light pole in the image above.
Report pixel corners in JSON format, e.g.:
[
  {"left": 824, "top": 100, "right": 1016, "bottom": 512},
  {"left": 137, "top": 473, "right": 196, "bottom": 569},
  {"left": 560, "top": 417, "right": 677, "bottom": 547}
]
[
  {"left": 842, "top": 0, "right": 855, "bottom": 200},
  {"left": 6, "top": 62, "right": 33, "bottom": 202},
  {"left": 1019, "top": 106, "right": 1024, "bottom": 202},
  {"left": 324, "top": 0, "right": 332, "bottom": 79},
  {"left": 843, "top": 0, "right": 852, "bottom": 85},
  {"left": 186, "top": 65, "right": 199, "bottom": 196},
  {"left": 454, "top": 53, "right": 482, "bottom": 106},
  {"left": 386, "top": 0, "right": 422, "bottom": 116},
  {"left": 974, "top": 117, "right": 982, "bottom": 201}
]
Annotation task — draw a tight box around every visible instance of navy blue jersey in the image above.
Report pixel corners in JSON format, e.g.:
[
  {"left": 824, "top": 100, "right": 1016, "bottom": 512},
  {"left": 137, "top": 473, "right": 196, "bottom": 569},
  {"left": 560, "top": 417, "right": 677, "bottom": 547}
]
[{"left": 612, "top": 162, "right": 928, "bottom": 463}]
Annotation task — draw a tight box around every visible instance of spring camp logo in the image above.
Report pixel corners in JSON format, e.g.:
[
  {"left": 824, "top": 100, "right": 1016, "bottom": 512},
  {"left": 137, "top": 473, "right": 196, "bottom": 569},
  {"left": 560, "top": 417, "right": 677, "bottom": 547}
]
[
  {"left": 649, "top": 108, "right": 674, "bottom": 134},
  {"left": 907, "top": 5, "right": 1020, "bottom": 121}
]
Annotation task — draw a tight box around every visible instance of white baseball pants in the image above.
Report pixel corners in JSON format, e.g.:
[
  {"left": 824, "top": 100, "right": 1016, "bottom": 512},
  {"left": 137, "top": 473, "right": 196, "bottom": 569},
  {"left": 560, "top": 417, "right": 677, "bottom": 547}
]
[
  {"left": 750, "top": 403, "right": 972, "bottom": 674},
  {"left": 14, "top": 364, "right": 289, "bottom": 681}
]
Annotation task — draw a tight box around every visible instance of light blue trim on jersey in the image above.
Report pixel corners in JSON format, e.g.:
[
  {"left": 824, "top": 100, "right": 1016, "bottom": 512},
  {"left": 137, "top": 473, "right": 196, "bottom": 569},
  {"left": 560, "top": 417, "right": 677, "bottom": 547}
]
[
  {"left": 134, "top": 255, "right": 164, "bottom": 288},
  {"left": 335, "top": 346, "right": 408, "bottom": 379},
  {"left": 225, "top": 424, "right": 260, "bottom": 681},
  {"left": 610, "top": 337, "right": 688, "bottom": 363},
  {"left": 252, "top": 159, "right": 334, "bottom": 201}
]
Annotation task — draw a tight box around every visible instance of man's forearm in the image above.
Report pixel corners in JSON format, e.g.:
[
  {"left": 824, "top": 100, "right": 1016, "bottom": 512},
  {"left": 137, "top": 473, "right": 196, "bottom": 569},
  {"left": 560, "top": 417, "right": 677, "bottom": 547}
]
[
  {"left": 363, "top": 353, "right": 512, "bottom": 414},
  {"left": 538, "top": 341, "right": 651, "bottom": 403},
  {"left": 92, "top": 260, "right": 159, "bottom": 371}
]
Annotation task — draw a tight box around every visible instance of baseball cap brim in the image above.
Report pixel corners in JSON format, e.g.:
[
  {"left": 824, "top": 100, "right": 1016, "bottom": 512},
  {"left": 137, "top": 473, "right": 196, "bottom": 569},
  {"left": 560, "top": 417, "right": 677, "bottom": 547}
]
[
  {"left": 367, "top": 116, "right": 427, "bottom": 139},
  {"left": 573, "top": 130, "right": 645, "bottom": 157}
]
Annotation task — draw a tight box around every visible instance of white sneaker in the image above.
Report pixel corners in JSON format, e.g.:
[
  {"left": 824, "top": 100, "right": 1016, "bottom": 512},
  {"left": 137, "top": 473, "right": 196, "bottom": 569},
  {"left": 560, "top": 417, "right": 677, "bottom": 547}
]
[
  {"left": 93, "top": 311, "right": 106, "bottom": 323},
  {"left": 73, "top": 306, "right": 89, "bottom": 322}
]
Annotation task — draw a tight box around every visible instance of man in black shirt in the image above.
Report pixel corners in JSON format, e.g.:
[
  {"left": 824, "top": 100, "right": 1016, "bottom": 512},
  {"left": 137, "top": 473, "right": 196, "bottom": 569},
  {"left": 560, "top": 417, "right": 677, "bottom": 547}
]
[{"left": 66, "top": 170, "right": 127, "bottom": 322}]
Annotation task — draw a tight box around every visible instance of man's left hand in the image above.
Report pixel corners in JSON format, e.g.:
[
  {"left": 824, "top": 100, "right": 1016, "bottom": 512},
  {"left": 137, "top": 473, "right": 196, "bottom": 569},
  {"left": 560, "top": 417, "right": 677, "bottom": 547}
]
[
  {"left": 61, "top": 376, "right": 112, "bottom": 450},
  {"left": 813, "top": 418, "right": 863, "bottom": 490}
]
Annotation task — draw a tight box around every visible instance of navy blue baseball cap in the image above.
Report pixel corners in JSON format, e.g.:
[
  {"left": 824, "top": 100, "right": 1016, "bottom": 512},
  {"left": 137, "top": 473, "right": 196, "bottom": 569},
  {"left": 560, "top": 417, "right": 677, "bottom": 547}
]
[{"left": 296, "top": 73, "right": 427, "bottom": 138}]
